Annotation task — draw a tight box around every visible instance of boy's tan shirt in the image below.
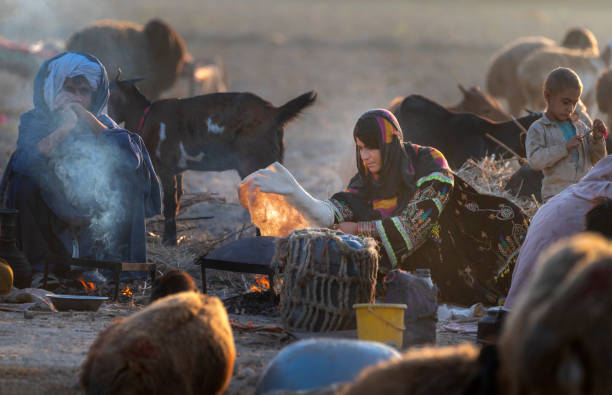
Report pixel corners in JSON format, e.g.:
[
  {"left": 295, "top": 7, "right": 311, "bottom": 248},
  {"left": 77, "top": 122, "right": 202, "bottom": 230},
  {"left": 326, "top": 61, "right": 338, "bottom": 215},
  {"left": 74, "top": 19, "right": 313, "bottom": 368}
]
[{"left": 526, "top": 113, "right": 607, "bottom": 202}]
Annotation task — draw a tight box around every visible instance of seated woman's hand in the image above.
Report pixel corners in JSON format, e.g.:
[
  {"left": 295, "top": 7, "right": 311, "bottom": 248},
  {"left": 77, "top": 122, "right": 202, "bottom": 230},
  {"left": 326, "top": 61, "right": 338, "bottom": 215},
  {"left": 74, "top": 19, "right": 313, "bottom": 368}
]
[
  {"left": 333, "top": 222, "right": 358, "bottom": 234},
  {"left": 248, "top": 162, "right": 301, "bottom": 196}
]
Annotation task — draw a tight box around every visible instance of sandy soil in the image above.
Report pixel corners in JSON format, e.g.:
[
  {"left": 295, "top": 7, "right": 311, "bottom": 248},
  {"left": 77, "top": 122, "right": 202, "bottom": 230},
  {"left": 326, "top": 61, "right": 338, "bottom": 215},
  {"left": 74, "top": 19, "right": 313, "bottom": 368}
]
[{"left": 0, "top": 0, "right": 611, "bottom": 393}]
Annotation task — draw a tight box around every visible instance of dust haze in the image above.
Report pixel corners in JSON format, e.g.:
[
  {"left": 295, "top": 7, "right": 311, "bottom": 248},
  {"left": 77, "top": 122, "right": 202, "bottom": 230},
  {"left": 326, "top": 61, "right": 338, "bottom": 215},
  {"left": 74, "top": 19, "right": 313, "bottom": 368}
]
[{"left": 1, "top": 0, "right": 611, "bottom": 200}]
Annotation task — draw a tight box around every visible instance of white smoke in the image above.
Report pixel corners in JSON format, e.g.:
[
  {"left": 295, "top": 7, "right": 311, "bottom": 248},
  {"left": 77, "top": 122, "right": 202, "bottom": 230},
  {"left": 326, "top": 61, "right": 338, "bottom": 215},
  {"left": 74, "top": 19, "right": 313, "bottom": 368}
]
[{"left": 51, "top": 130, "right": 127, "bottom": 259}]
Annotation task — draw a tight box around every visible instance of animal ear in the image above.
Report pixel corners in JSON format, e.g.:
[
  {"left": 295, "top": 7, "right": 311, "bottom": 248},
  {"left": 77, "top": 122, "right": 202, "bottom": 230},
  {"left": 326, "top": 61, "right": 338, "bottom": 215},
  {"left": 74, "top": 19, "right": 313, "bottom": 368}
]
[{"left": 458, "top": 84, "right": 468, "bottom": 96}]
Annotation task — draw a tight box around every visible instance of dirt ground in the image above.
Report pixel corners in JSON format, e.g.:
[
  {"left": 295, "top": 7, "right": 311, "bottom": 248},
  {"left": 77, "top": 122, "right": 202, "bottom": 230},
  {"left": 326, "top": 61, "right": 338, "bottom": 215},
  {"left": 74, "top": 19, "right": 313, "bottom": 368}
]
[{"left": 0, "top": 0, "right": 611, "bottom": 394}]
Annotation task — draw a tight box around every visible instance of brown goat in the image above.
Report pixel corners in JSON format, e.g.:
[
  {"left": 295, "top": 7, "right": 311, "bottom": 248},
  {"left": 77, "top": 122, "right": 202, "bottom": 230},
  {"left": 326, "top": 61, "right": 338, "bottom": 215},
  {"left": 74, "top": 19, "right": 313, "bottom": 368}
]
[
  {"left": 66, "top": 19, "right": 189, "bottom": 99},
  {"left": 109, "top": 77, "right": 316, "bottom": 245},
  {"left": 447, "top": 84, "right": 509, "bottom": 122},
  {"left": 388, "top": 84, "right": 509, "bottom": 122},
  {"left": 339, "top": 233, "right": 612, "bottom": 395},
  {"left": 80, "top": 291, "right": 235, "bottom": 395}
]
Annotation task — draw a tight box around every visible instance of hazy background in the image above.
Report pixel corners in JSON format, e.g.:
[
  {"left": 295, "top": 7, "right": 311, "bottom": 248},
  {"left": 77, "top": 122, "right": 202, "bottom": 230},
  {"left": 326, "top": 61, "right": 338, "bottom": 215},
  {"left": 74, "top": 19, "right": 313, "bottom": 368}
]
[{"left": 1, "top": 0, "right": 611, "bottom": 199}]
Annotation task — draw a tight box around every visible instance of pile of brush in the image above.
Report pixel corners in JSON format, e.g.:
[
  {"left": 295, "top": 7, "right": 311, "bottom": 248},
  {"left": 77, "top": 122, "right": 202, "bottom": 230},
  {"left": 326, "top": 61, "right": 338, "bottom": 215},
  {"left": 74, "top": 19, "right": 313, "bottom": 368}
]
[{"left": 456, "top": 155, "right": 539, "bottom": 217}]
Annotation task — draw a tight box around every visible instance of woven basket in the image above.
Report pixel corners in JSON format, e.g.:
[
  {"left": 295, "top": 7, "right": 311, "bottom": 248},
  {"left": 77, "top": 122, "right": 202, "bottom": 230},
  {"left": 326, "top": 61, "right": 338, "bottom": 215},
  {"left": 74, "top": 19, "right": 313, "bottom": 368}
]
[{"left": 275, "top": 228, "right": 378, "bottom": 332}]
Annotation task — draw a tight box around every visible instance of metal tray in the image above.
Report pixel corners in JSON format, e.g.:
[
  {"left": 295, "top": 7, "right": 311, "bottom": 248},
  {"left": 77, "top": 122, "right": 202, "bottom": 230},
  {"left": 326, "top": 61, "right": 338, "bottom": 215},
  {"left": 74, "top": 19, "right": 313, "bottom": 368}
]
[{"left": 47, "top": 294, "right": 108, "bottom": 312}]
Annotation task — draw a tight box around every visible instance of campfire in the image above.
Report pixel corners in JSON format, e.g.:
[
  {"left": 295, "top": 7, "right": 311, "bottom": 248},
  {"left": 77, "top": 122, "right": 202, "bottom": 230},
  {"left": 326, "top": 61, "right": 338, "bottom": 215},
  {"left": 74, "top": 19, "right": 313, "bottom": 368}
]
[
  {"left": 249, "top": 274, "right": 270, "bottom": 293},
  {"left": 121, "top": 286, "right": 133, "bottom": 297},
  {"left": 77, "top": 275, "right": 97, "bottom": 294},
  {"left": 239, "top": 164, "right": 310, "bottom": 237}
]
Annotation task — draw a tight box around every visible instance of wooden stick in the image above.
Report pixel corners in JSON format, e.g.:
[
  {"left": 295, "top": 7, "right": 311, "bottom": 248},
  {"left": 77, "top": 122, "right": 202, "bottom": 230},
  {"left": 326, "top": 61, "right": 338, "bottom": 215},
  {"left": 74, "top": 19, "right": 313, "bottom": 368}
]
[
  {"left": 530, "top": 194, "right": 540, "bottom": 210},
  {"left": 485, "top": 133, "right": 525, "bottom": 162},
  {"left": 510, "top": 115, "right": 529, "bottom": 136}
]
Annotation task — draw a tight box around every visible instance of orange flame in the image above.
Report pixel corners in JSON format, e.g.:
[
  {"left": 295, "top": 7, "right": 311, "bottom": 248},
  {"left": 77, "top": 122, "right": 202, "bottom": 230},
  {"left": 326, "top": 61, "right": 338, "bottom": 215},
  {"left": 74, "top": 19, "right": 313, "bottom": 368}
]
[
  {"left": 77, "top": 276, "right": 97, "bottom": 293},
  {"left": 121, "top": 286, "right": 133, "bottom": 297},
  {"left": 249, "top": 274, "right": 270, "bottom": 293},
  {"left": 239, "top": 166, "right": 310, "bottom": 237}
]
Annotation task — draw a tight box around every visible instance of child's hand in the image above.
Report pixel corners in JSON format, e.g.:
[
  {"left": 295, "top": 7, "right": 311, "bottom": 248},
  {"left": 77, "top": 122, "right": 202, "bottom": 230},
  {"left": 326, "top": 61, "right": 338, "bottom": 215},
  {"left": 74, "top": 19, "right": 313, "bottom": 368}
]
[
  {"left": 566, "top": 135, "right": 582, "bottom": 151},
  {"left": 592, "top": 118, "right": 607, "bottom": 140}
]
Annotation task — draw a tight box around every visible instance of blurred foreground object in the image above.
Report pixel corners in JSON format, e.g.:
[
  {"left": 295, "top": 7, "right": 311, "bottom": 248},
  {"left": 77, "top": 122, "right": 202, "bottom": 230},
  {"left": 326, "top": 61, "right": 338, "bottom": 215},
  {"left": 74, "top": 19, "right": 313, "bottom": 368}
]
[
  {"left": 256, "top": 338, "right": 400, "bottom": 395},
  {"left": 0, "top": 258, "right": 13, "bottom": 295}
]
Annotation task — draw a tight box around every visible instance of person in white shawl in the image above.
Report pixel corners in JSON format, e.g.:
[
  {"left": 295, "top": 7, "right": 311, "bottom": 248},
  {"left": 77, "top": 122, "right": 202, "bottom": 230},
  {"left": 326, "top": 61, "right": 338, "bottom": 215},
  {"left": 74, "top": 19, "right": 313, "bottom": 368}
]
[{"left": 505, "top": 154, "right": 612, "bottom": 310}]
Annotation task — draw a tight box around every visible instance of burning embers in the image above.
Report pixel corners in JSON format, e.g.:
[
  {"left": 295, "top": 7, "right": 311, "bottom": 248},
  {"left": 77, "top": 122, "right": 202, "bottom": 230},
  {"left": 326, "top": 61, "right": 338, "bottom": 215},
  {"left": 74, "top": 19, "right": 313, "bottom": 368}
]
[
  {"left": 78, "top": 275, "right": 97, "bottom": 294},
  {"left": 249, "top": 274, "right": 270, "bottom": 293},
  {"left": 239, "top": 164, "right": 310, "bottom": 237},
  {"left": 121, "top": 286, "right": 133, "bottom": 297}
]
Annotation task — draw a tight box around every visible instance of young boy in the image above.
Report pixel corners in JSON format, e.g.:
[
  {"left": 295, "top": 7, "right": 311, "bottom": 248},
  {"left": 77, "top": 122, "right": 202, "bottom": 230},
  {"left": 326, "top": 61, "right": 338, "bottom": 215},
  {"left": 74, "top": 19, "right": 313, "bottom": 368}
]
[{"left": 526, "top": 67, "right": 607, "bottom": 202}]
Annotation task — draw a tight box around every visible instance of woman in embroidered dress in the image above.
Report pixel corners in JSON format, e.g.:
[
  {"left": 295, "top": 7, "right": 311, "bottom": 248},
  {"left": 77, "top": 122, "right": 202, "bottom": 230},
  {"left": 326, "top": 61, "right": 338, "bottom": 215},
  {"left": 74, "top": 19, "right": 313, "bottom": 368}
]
[{"left": 247, "top": 109, "right": 529, "bottom": 305}]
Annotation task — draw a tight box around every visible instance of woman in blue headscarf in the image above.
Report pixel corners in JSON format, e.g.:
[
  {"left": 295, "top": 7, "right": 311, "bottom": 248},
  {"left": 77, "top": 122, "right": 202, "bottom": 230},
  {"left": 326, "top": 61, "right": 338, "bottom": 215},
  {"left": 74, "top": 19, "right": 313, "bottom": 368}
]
[{"left": 1, "top": 52, "right": 161, "bottom": 280}]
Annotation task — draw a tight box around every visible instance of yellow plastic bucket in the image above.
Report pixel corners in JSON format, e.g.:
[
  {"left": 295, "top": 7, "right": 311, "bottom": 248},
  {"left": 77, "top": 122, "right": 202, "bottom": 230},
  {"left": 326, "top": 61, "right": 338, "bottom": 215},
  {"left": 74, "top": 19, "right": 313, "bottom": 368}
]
[{"left": 353, "top": 303, "right": 407, "bottom": 348}]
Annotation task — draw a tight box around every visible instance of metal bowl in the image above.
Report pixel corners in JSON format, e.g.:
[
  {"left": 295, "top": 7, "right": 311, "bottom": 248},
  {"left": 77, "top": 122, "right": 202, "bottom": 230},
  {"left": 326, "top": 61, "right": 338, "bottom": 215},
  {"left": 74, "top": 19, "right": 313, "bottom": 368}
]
[{"left": 47, "top": 294, "right": 108, "bottom": 312}]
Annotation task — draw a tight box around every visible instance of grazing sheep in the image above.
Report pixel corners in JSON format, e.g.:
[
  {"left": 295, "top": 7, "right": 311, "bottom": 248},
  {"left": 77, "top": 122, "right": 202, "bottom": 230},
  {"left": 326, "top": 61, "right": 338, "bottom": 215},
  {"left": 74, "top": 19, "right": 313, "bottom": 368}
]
[
  {"left": 149, "top": 269, "right": 196, "bottom": 303},
  {"left": 486, "top": 28, "right": 599, "bottom": 115},
  {"left": 562, "top": 27, "right": 600, "bottom": 54},
  {"left": 66, "top": 19, "right": 189, "bottom": 99},
  {"left": 339, "top": 233, "right": 612, "bottom": 395},
  {"left": 517, "top": 40, "right": 612, "bottom": 111},
  {"left": 80, "top": 291, "right": 235, "bottom": 395},
  {"left": 596, "top": 67, "right": 612, "bottom": 127},
  {"left": 109, "top": 77, "right": 316, "bottom": 245}
]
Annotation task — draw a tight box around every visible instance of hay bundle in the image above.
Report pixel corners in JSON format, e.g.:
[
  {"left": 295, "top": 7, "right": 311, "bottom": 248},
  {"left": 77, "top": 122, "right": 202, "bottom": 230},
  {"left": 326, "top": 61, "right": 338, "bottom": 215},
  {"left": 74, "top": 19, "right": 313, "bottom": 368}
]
[
  {"left": 275, "top": 228, "right": 378, "bottom": 332},
  {"left": 456, "top": 155, "right": 539, "bottom": 217}
]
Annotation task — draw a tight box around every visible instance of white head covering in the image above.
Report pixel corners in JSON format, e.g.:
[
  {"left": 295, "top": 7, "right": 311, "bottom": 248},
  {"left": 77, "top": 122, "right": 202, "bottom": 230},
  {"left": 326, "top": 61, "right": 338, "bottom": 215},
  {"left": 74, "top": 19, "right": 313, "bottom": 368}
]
[{"left": 43, "top": 53, "right": 102, "bottom": 111}]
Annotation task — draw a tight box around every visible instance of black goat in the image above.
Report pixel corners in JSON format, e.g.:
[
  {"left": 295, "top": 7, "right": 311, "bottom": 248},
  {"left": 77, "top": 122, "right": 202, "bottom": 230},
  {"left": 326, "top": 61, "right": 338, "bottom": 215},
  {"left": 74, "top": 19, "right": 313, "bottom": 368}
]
[
  {"left": 393, "top": 94, "right": 541, "bottom": 169},
  {"left": 109, "top": 77, "right": 316, "bottom": 245}
]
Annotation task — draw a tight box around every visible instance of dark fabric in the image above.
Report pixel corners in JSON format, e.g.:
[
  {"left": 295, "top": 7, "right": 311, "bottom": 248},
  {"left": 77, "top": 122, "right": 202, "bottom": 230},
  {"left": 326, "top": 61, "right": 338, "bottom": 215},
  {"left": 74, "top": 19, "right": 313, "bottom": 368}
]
[
  {"left": 6, "top": 175, "right": 72, "bottom": 274},
  {"left": 1, "top": 52, "right": 162, "bottom": 272},
  {"left": 400, "top": 176, "right": 529, "bottom": 305}
]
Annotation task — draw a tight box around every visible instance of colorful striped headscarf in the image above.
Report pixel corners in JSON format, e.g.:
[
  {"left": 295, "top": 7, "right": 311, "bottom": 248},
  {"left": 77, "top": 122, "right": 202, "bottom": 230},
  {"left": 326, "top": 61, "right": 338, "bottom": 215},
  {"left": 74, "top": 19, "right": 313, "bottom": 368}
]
[{"left": 340, "top": 108, "right": 449, "bottom": 219}]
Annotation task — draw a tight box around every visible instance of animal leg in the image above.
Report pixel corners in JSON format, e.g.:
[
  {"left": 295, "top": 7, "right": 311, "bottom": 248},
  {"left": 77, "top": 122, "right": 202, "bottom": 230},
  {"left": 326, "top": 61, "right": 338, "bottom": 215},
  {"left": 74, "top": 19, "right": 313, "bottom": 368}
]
[
  {"left": 176, "top": 173, "right": 184, "bottom": 211},
  {"left": 160, "top": 171, "right": 179, "bottom": 246}
]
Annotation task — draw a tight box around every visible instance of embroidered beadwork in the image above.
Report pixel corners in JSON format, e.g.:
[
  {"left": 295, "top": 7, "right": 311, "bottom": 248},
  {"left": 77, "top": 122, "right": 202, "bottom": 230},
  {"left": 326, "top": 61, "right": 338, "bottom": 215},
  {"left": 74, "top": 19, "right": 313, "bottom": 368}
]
[
  {"left": 391, "top": 217, "right": 413, "bottom": 251},
  {"left": 376, "top": 220, "right": 397, "bottom": 267},
  {"left": 416, "top": 172, "right": 454, "bottom": 187}
]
